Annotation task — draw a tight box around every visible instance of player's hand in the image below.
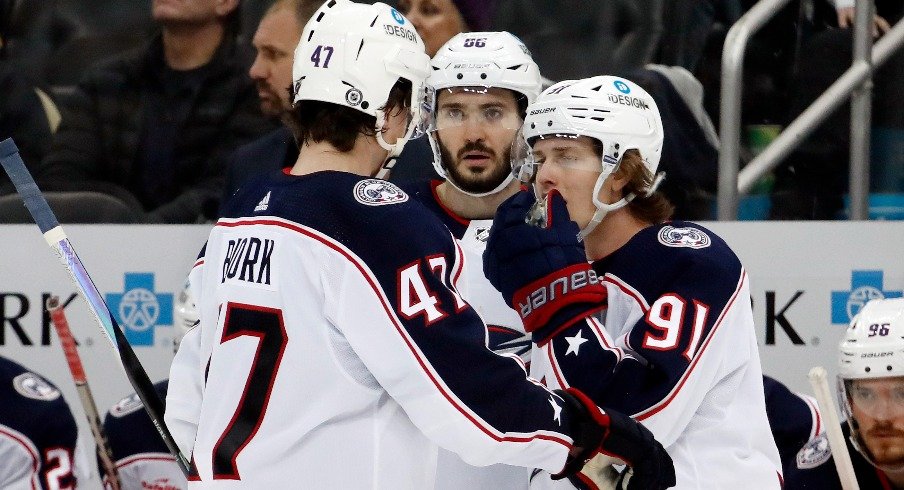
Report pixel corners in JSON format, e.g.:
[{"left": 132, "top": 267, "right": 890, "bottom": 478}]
[
  {"left": 553, "top": 388, "right": 675, "bottom": 489},
  {"left": 482, "top": 190, "right": 606, "bottom": 338}
]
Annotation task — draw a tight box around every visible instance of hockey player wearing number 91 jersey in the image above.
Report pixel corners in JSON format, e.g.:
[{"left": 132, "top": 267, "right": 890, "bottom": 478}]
[
  {"left": 483, "top": 76, "right": 782, "bottom": 488},
  {"left": 164, "top": 2, "right": 675, "bottom": 489}
]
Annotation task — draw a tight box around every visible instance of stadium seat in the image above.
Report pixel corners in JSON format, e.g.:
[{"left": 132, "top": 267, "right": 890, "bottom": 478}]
[
  {"left": 839, "top": 194, "right": 904, "bottom": 221},
  {"left": 0, "top": 191, "right": 141, "bottom": 223}
]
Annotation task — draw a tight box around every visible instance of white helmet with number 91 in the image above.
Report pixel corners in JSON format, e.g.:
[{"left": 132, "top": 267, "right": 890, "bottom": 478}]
[
  {"left": 291, "top": 0, "right": 432, "bottom": 176},
  {"left": 838, "top": 297, "right": 904, "bottom": 469},
  {"left": 426, "top": 31, "right": 541, "bottom": 197},
  {"left": 514, "top": 76, "right": 664, "bottom": 238}
]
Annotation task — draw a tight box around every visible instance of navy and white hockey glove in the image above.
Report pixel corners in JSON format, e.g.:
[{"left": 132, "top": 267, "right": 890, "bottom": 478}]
[
  {"left": 483, "top": 190, "right": 606, "bottom": 339},
  {"left": 554, "top": 388, "right": 676, "bottom": 490}
]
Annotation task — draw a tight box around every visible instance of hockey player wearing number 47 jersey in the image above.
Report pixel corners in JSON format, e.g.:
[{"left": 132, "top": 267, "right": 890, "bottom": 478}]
[
  {"left": 484, "top": 75, "right": 782, "bottom": 488},
  {"left": 165, "top": 2, "right": 675, "bottom": 489}
]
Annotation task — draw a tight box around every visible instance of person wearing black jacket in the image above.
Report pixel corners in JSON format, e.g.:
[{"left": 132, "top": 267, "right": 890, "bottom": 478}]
[{"left": 36, "top": 0, "right": 274, "bottom": 223}]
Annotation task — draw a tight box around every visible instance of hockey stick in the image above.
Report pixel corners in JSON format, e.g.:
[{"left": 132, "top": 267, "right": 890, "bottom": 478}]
[
  {"left": 808, "top": 366, "right": 860, "bottom": 490},
  {"left": 47, "top": 296, "right": 122, "bottom": 490},
  {"left": 0, "top": 138, "right": 190, "bottom": 476}
]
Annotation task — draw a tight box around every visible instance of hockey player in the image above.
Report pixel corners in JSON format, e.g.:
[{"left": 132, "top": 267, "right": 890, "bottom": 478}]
[
  {"left": 165, "top": 2, "right": 674, "bottom": 489},
  {"left": 784, "top": 298, "right": 904, "bottom": 489},
  {"left": 401, "top": 31, "right": 541, "bottom": 489},
  {"left": 0, "top": 355, "right": 85, "bottom": 489},
  {"left": 483, "top": 75, "right": 782, "bottom": 488},
  {"left": 98, "top": 280, "right": 196, "bottom": 490}
]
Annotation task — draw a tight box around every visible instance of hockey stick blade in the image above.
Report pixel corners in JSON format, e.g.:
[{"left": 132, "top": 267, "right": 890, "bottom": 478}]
[
  {"left": 48, "top": 296, "right": 122, "bottom": 490},
  {"left": 0, "top": 138, "right": 190, "bottom": 476}
]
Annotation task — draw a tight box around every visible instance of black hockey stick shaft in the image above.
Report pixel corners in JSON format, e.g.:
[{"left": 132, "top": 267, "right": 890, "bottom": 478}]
[
  {"left": 47, "top": 296, "right": 122, "bottom": 490},
  {"left": 0, "top": 138, "right": 190, "bottom": 476}
]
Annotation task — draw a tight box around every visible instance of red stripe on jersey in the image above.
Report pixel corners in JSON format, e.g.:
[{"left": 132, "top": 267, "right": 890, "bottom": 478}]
[
  {"left": 546, "top": 342, "right": 569, "bottom": 389},
  {"left": 634, "top": 269, "right": 748, "bottom": 421},
  {"left": 116, "top": 453, "right": 178, "bottom": 469},
  {"left": 193, "top": 258, "right": 204, "bottom": 269},
  {"left": 802, "top": 395, "right": 822, "bottom": 439},
  {"left": 0, "top": 426, "right": 40, "bottom": 490},
  {"left": 215, "top": 218, "right": 573, "bottom": 449},
  {"left": 430, "top": 180, "right": 470, "bottom": 226},
  {"left": 603, "top": 274, "right": 650, "bottom": 312}
]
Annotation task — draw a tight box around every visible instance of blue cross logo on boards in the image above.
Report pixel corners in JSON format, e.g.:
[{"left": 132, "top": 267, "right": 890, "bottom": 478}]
[
  {"left": 106, "top": 273, "right": 173, "bottom": 346},
  {"left": 831, "top": 270, "right": 902, "bottom": 324}
]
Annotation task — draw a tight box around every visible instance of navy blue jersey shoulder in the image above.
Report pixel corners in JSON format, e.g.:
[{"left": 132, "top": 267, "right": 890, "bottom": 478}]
[
  {"left": 783, "top": 423, "right": 889, "bottom": 489},
  {"left": 222, "top": 171, "right": 458, "bottom": 266},
  {"left": 763, "top": 375, "right": 817, "bottom": 465},
  {"left": 398, "top": 179, "right": 469, "bottom": 238},
  {"left": 102, "top": 380, "right": 170, "bottom": 464},
  {"left": 0, "top": 356, "right": 78, "bottom": 487},
  {"left": 592, "top": 221, "right": 743, "bottom": 306}
]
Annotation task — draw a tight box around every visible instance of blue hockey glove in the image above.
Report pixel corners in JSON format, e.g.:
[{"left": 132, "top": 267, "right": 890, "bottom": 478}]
[{"left": 483, "top": 190, "right": 606, "bottom": 339}]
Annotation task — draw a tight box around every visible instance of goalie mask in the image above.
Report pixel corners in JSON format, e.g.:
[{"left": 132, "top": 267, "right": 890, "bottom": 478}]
[
  {"left": 838, "top": 297, "right": 904, "bottom": 471},
  {"left": 425, "top": 31, "right": 541, "bottom": 197},
  {"left": 513, "top": 76, "right": 664, "bottom": 238},
  {"left": 291, "top": 0, "right": 432, "bottom": 178}
]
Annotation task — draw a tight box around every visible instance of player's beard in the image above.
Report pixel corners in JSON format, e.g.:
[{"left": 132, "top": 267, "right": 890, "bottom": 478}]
[
  {"left": 439, "top": 140, "right": 512, "bottom": 195},
  {"left": 862, "top": 424, "right": 904, "bottom": 468}
]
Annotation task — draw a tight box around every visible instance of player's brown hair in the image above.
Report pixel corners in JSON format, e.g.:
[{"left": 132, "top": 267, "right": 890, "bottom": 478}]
[
  {"left": 614, "top": 149, "right": 674, "bottom": 224},
  {"left": 286, "top": 78, "right": 412, "bottom": 152}
]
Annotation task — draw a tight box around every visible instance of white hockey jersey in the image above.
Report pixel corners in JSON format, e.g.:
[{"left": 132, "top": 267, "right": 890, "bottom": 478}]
[
  {"left": 166, "top": 171, "right": 588, "bottom": 489},
  {"left": 529, "top": 222, "right": 783, "bottom": 489}
]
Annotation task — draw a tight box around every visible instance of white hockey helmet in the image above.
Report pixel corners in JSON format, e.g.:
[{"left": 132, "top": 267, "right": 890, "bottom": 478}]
[
  {"left": 426, "top": 31, "right": 542, "bottom": 197},
  {"left": 173, "top": 277, "right": 198, "bottom": 353},
  {"left": 291, "top": 0, "right": 432, "bottom": 177},
  {"left": 838, "top": 298, "right": 904, "bottom": 469},
  {"left": 514, "top": 76, "right": 664, "bottom": 238}
]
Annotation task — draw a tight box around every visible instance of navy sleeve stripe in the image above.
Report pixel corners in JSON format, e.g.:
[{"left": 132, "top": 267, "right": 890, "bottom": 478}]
[
  {"left": 215, "top": 217, "right": 573, "bottom": 449},
  {"left": 634, "top": 269, "right": 748, "bottom": 421}
]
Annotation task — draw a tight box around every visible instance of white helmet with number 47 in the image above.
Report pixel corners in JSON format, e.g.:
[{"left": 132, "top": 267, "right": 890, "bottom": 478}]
[{"left": 291, "top": 0, "right": 432, "bottom": 170}]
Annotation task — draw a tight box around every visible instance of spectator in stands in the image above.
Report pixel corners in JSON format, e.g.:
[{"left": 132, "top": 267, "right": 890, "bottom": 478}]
[
  {"left": 492, "top": 0, "right": 663, "bottom": 81},
  {"left": 396, "top": 0, "right": 495, "bottom": 57},
  {"left": 35, "top": 0, "right": 274, "bottom": 223},
  {"left": 0, "top": 13, "right": 57, "bottom": 194},
  {"left": 770, "top": 1, "right": 902, "bottom": 219},
  {"left": 219, "top": 0, "right": 317, "bottom": 213}
]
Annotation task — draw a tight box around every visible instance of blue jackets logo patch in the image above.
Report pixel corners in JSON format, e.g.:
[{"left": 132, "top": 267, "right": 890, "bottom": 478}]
[
  {"left": 795, "top": 433, "right": 832, "bottom": 469},
  {"left": 657, "top": 226, "right": 711, "bottom": 249},
  {"left": 13, "top": 372, "right": 61, "bottom": 401},
  {"left": 110, "top": 392, "right": 144, "bottom": 417},
  {"left": 354, "top": 179, "right": 409, "bottom": 206}
]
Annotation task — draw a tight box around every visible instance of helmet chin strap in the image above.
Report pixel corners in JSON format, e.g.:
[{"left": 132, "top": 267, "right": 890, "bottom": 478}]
[
  {"left": 374, "top": 106, "right": 419, "bottom": 179},
  {"left": 577, "top": 169, "right": 666, "bottom": 240}
]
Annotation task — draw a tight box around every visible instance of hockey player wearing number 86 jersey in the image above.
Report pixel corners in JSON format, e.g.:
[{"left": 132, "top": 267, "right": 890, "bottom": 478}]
[
  {"left": 483, "top": 75, "right": 782, "bottom": 488},
  {"left": 164, "top": 2, "right": 674, "bottom": 489}
]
